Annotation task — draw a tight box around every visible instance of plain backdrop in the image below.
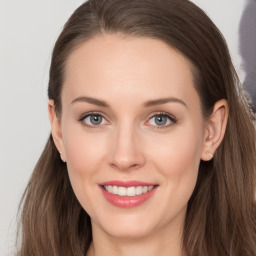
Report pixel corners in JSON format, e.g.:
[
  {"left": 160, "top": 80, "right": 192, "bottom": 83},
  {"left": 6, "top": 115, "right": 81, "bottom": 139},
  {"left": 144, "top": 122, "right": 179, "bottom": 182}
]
[{"left": 1, "top": 0, "right": 255, "bottom": 255}]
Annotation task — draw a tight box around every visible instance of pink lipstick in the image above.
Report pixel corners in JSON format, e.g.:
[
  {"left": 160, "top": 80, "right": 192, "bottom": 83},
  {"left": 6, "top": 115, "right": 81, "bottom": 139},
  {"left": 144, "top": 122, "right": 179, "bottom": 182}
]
[{"left": 99, "top": 180, "right": 158, "bottom": 208}]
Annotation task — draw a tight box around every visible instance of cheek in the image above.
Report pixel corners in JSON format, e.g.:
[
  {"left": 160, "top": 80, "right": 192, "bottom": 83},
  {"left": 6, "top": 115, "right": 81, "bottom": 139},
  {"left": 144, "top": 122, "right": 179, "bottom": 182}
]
[
  {"left": 63, "top": 123, "right": 106, "bottom": 175},
  {"left": 61, "top": 123, "right": 107, "bottom": 210},
  {"left": 152, "top": 127, "right": 202, "bottom": 170},
  {"left": 149, "top": 126, "right": 203, "bottom": 198}
]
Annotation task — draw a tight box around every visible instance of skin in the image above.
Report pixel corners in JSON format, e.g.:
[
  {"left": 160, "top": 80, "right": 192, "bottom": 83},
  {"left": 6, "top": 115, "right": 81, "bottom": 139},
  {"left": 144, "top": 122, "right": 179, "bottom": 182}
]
[{"left": 49, "top": 33, "right": 228, "bottom": 256}]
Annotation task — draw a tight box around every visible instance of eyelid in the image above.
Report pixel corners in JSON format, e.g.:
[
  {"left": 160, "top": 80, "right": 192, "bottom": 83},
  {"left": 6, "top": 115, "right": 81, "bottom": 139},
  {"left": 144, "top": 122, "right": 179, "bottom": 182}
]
[
  {"left": 78, "top": 111, "right": 110, "bottom": 128},
  {"left": 78, "top": 111, "right": 177, "bottom": 129},
  {"left": 145, "top": 111, "right": 177, "bottom": 129}
]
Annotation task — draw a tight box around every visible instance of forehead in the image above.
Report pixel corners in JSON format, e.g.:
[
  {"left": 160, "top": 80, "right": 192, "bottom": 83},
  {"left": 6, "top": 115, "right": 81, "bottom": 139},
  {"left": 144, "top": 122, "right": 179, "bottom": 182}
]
[{"left": 62, "top": 33, "right": 199, "bottom": 109}]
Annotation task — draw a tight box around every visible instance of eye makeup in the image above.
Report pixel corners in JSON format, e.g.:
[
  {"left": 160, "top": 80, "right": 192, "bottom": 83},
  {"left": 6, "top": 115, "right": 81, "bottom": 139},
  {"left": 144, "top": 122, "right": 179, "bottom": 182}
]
[{"left": 78, "top": 111, "right": 177, "bottom": 130}]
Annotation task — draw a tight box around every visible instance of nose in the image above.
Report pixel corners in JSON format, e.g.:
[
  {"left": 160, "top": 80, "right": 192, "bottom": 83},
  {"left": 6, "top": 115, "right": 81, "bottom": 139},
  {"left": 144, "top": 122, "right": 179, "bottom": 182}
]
[{"left": 108, "top": 125, "right": 146, "bottom": 171}]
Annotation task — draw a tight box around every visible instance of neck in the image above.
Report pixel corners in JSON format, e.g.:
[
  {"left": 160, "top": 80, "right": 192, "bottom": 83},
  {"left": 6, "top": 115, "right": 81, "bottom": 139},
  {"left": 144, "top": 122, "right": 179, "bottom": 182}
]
[{"left": 87, "top": 220, "right": 185, "bottom": 256}]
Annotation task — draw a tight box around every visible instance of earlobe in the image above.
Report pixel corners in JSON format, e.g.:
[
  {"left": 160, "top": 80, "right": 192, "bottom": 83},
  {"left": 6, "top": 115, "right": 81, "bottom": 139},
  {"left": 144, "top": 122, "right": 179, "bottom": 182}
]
[
  {"left": 48, "top": 100, "right": 66, "bottom": 162},
  {"left": 201, "top": 99, "right": 229, "bottom": 161}
]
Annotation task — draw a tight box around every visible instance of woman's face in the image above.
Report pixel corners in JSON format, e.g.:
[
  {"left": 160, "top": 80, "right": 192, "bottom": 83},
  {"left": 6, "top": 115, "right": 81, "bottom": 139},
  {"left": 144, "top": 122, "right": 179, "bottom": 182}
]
[{"left": 54, "top": 34, "right": 209, "bottom": 239}]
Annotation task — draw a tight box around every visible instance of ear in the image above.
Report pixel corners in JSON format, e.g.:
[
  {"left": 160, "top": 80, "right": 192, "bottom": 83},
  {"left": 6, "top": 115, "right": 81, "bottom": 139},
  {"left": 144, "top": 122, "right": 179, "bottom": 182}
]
[
  {"left": 201, "top": 99, "right": 229, "bottom": 161},
  {"left": 48, "top": 100, "right": 66, "bottom": 162}
]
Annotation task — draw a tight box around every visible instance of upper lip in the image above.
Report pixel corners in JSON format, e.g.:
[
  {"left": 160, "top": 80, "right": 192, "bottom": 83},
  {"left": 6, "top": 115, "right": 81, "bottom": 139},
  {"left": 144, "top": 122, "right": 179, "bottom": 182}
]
[{"left": 99, "top": 180, "right": 157, "bottom": 187}]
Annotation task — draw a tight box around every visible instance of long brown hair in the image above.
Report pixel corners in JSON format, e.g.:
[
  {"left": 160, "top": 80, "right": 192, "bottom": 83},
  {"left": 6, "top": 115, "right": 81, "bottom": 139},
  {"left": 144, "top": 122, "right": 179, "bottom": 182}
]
[{"left": 17, "top": 0, "right": 256, "bottom": 255}]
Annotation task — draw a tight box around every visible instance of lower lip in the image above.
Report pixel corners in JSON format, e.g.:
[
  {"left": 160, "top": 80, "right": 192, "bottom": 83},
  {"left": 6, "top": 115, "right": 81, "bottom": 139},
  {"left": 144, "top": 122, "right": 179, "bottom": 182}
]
[{"left": 100, "top": 186, "right": 157, "bottom": 208}]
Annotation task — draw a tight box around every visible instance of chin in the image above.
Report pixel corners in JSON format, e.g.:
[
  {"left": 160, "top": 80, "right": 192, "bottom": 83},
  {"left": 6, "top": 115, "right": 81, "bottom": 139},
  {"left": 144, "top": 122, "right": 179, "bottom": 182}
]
[
  {"left": 92, "top": 209, "right": 164, "bottom": 240},
  {"left": 103, "top": 222, "right": 155, "bottom": 239}
]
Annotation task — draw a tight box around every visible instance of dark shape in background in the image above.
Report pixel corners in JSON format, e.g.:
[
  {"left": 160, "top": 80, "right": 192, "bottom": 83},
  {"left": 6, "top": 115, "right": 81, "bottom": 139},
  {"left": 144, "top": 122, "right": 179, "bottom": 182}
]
[{"left": 239, "top": 0, "right": 256, "bottom": 112}]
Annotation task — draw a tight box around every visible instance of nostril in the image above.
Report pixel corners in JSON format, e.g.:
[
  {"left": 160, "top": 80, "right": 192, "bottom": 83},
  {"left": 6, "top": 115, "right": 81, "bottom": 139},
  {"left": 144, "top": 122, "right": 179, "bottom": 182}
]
[{"left": 110, "top": 161, "right": 144, "bottom": 171}]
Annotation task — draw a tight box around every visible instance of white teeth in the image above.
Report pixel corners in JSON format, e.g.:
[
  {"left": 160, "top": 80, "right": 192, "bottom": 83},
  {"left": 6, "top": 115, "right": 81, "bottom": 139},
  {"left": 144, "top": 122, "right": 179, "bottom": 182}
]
[
  {"left": 112, "top": 186, "right": 118, "bottom": 194},
  {"left": 127, "top": 186, "right": 136, "bottom": 196},
  {"left": 142, "top": 186, "right": 148, "bottom": 193},
  {"left": 118, "top": 187, "right": 126, "bottom": 196},
  {"left": 107, "top": 185, "right": 113, "bottom": 193},
  {"left": 135, "top": 186, "right": 143, "bottom": 195},
  {"left": 104, "top": 185, "right": 155, "bottom": 197}
]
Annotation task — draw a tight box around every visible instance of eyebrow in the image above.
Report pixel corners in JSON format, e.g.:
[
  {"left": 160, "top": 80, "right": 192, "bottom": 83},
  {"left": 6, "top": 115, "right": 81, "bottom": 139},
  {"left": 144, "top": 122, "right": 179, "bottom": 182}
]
[
  {"left": 71, "top": 96, "right": 110, "bottom": 107},
  {"left": 71, "top": 96, "right": 187, "bottom": 108},
  {"left": 143, "top": 97, "right": 187, "bottom": 108}
]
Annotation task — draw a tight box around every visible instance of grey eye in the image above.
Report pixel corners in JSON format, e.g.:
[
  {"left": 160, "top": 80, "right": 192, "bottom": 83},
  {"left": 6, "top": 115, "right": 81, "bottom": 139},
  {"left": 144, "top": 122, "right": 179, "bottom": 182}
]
[
  {"left": 90, "top": 115, "right": 102, "bottom": 125},
  {"left": 84, "top": 114, "right": 106, "bottom": 126},
  {"left": 149, "top": 114, "right": 172, "bottom": 126}
]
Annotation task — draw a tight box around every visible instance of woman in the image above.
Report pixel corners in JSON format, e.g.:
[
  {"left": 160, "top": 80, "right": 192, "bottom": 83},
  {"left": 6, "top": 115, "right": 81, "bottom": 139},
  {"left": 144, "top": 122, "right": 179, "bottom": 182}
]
[{"left": 17, "top": 0, "right": 256, "bottom": 255}]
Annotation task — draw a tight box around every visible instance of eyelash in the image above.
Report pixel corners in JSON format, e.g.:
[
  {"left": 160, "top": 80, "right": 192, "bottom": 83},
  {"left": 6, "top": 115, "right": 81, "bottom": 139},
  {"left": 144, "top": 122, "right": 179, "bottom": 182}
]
[
  {"left": 78, "top": 111, "right": 177, "bottom": 130},
  {"left": 78, "top": 112, "right": 110, "bottom": 129},
  {"left": 146, "top": 112, "right": 177, "bottom": 130}
]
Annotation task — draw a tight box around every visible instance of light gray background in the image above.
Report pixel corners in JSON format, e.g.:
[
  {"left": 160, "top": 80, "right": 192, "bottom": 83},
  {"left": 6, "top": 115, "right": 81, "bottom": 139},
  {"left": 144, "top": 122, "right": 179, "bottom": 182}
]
[{"left": 1, "top": 0, "right": 255, "bottom": 255}]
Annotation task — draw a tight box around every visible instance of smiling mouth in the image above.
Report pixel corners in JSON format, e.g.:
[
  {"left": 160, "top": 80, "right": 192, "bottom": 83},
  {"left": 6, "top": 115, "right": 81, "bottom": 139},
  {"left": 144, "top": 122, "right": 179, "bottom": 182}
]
[
  {"left": 99, "top": 181, "right": 159, "bottom": 207},
  {"left": 102, "top": 185, "right": 156, "bottom": 197}
]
